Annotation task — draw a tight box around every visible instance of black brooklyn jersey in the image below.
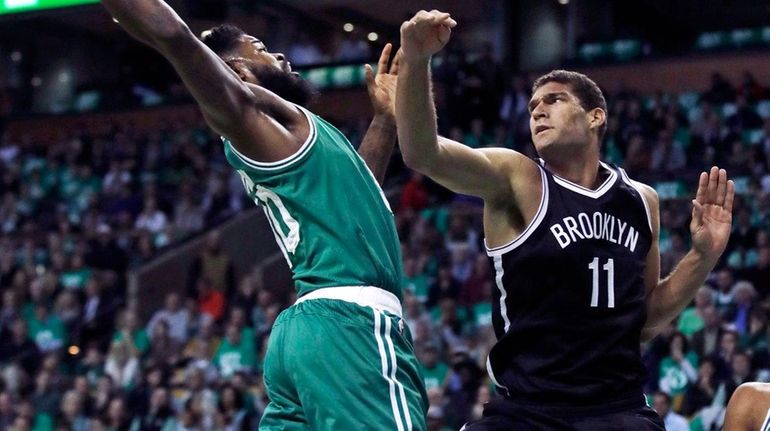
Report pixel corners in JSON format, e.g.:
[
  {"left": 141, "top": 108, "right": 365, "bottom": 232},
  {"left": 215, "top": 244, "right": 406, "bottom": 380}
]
[{"left": 485, "top": 160, "right": 653, "bottom": 409}]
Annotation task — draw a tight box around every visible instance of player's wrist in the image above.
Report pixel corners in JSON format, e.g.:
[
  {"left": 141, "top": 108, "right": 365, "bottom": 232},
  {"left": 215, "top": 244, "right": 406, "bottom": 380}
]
[
  {"left": 399, "top": 50, "right": 432, "bottom": 65},
  {"left": 371, "top": 113, "right": 396, "bottom": 128}
]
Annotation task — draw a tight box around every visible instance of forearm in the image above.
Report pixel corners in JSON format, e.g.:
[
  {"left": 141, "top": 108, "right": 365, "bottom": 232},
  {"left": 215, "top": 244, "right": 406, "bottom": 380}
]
[
  {"left": 395, "top": 59, "right": 439, "bottom": 171},
  {"left": 101, "top": 0, "right": 188, "bottom": 48},
  {"left": 642, "top": 249, "right": 717, "bottom": 340},
  {"left": 358, "top": 115, "right": 397, "bottom": 184}
]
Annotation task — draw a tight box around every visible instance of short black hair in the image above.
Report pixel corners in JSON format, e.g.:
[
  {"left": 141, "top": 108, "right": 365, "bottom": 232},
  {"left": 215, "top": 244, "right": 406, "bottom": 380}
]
[
  {"left": 532, "top": 70, "right": 608, "bottom": 142},
  {"left": 200, "top": 24, "right": 246, "bottom": 58}
]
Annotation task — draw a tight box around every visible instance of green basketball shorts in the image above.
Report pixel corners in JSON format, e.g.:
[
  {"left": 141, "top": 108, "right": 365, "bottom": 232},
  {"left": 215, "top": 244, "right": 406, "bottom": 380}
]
[{"left": 260, "top": 286, "right": 429, "bottom": 431}]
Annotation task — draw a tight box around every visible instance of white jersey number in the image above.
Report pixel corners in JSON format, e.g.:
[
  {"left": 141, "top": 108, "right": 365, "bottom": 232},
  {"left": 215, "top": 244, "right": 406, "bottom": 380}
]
[{"left": 588, "top": 257, "right": 615, "bottom": 308}]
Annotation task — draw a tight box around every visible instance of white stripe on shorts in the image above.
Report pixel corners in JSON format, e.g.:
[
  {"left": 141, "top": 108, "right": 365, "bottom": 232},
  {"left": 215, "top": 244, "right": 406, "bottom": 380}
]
[{"left": 373, "top": 309, "right": 405, "bottom": 431}]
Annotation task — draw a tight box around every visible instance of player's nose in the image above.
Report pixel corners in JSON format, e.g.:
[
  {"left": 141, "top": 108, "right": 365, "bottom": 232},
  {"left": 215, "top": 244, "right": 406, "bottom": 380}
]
[{"left": 272, "top": 52, "right": 285, "bottom": 61}]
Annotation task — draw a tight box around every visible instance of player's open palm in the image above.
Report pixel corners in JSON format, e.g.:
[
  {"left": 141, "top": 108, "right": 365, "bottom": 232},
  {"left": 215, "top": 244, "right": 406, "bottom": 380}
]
[
  {"left": 400, "top": 10, "right": 457, "bottom": 62},
  {"left": 365, "top": 43, "right": 401, "bottom": 118},
  {"left": 690, "top": 166, "right": 735, "bottom": 261}
]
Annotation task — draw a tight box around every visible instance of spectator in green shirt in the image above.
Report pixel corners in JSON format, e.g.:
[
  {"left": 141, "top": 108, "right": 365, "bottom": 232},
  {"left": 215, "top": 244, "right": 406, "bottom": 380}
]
[
  {"left": 419, "top": 343, "right": 449, "bottom": 392},
  {"left": 59, "top": 253, "right": 92, "bottom": 290},
  {"left": 659, "top": 332, "right": 699, "bottom": 409},
  {"left": 214, "top": 323, "right": 257, "bottom": 378},
  {"left": 112, "top": 309, "right": 150, "bottom": 357},
  {"left": 26, "top": 304, "right": 66, "bottom": 353}
]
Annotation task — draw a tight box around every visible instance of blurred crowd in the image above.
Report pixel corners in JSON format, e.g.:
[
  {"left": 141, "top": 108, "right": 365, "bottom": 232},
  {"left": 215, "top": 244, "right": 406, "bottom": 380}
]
[{"left": 1, "top": 47, "right": 770, "bottom": 430}]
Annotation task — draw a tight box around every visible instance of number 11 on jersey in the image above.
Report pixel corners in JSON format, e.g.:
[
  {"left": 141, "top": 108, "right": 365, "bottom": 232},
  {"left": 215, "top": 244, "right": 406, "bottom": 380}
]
[{"left": 588, "top": 257, "right": 615, "bottom": 308}]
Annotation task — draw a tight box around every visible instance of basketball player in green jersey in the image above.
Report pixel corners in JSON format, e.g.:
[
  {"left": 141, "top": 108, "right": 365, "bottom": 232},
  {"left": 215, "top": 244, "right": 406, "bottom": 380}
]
[
  {"left": 100, "top": 1, "right": 428, "bottom": 430},
  {"left": 724, "top": 383, "right": 770, "bottom": 431}
]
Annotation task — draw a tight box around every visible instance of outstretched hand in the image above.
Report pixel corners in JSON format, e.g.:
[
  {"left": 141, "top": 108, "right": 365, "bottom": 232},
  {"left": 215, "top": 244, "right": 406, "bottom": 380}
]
[
  {"left": 690, "top": 166, "right": 735, "bottom": 262},
  {"left": 365, "top": 43, "right": 402, "bottom": 119},
  {"left": 400, "top": 9, "right": 457, "bottom": 63}
]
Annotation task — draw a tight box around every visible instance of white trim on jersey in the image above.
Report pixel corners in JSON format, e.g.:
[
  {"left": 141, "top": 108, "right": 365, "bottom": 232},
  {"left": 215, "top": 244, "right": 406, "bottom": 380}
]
[
  {"left": 373, "top": 309, "right": 410, "bottom": 431},
  {"left": 549, "top": 160, "right": 618, "bottom": 199},
  {"left": 492, "top": 255, "right": 511, "bottom": 333},
  {"left": 224, "top": 104, "right": 318, "bottom": 171},
  {"left": 618, "top": 168, "right": 654, "bottom": 233},
  {"left": 485, "top": 164, "right": 550, "bottom": 256},
  {"left": 486, "top": 355, "right": 510, "bottom": 396}
]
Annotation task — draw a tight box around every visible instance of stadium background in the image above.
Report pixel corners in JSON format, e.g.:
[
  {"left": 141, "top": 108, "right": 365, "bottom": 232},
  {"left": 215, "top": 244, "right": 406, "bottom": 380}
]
[{"left": 1, "top": 0, "right": 769, "bottom": 430}]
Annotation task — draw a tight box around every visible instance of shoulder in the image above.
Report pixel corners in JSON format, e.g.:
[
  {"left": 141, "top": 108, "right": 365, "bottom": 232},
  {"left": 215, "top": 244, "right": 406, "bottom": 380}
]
[
  {"left": 477, "top": 148, "right": 541, "bottom": 187},
  {"left": 621, "top": 174, "right": 659, "bottom": 231},
  {"left": 478, "top": 148, "right": 539, "bottom": 172},
  {"left": 481, "top": 148, "right": 543, "bottom": 206},
  {"left": 635, "top": 182, "right": 659, "bottom": 209},
  {"left": 726, "top": 382, "right": 770, "bottom": 428},
  {"left": 732, "top": 382, "right": 770, "bottom": 401}
]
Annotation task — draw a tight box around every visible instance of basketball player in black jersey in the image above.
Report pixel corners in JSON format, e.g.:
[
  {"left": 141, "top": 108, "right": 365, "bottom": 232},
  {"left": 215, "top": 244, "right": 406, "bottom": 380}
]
[{"left": 396, "top": 10, "right": 735, "bottom": 430}]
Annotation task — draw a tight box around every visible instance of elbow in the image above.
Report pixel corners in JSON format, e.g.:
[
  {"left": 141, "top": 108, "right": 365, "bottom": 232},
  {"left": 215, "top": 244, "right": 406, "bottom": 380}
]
[
  {"left": 401, "top": 150, "right": 423, "bottom": 171},
  {"left": 399, "top": 138, "right": 437, "bottom": 174},
  {"left": 401, "top": 150, "right": 432, "bottom": 174},
  {"left": 153, "top": 21, "right": 192, "bottom": 47}
]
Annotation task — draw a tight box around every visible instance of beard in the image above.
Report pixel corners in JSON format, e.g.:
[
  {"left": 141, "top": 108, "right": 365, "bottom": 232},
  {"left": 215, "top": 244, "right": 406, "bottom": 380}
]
[{"left": 249, "top": 63, "right": 317, "bottom": 107}]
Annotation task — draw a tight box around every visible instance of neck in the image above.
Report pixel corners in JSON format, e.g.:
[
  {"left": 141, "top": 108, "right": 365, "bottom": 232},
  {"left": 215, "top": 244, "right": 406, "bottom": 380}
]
[{"left": 542, "top": 144, "right": 603, "bottom": 189}]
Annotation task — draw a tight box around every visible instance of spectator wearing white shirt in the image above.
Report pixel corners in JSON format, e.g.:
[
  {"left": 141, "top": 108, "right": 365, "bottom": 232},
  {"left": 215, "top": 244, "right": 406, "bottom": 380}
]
[
  {"left": 653, "top": 391, "right": 689, "bottom": 431},
  {"left": 147, "top": 292, "right": 189, "bottom": 343},
  {"left": 135, "top": 197, "right": 167, "bottom": 234}
]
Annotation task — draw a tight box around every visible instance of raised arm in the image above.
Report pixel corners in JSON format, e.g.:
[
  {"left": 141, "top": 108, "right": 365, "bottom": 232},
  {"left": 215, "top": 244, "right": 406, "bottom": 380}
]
[
  {"left": 640, "top": 167, "right": 734, "bottom": 342},
  {"left": 101, "top": 0, "right": 304, "bottom": 162},
  {"left": 357, "top": 44, "right": 400, "bottom": 184},
  {"left": 396, "top": 10, "right": 529, "bottom": 200}
]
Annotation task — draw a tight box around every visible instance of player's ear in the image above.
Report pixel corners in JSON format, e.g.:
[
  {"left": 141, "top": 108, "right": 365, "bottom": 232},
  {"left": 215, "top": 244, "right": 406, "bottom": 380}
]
[
  {"left": 226, "top": 59, "right": 253, "bottom": 83},
  {"left": 588, "top": 107, "right": 606, "bottom": 132}
]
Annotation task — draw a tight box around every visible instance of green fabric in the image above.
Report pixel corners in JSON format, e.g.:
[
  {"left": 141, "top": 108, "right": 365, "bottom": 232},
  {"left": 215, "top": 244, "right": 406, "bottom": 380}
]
[
  {"left": 472, "top": 302, "right": 493, "bottom": 328},
  {"left": 420, "top": 207, "right": 450, "bottom": 235},
  {"left": 659, "top": 352, "right": 699, "bottom": 396},
  {"left": 420, "top": 362, "right": 448, "bottom": 391},
  {"left": 60, "top": 268, "right": 92, "bottom": 289},
  {"left": 32, "top": 413, "right": 53, "bottom": 431},
  {"left": 113, "top": 329, "right": 150, "bottom": 355},
  {"left": 677, "top": 307, "right": 704, "bottom": 337},
  {"left": 463, "top": 132, "right": 491, "bottom": 149},
  {"left": 223, "top": 106, "right": 404, "bottom": 299},
  {"left": 214, "top": 336, "right": 258, "bottom": 378},
  {"left": 27, "top": 315, "right": 66, "bottom": 351},
  {"left": 260, "top": 299, "right": 428, "bottom": 431},
  {"left": 403, "top": 274, "right": 430, "bottom": 303}
]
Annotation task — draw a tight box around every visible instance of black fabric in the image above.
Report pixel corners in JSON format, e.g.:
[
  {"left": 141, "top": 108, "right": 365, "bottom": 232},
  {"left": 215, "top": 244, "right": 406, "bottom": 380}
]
[
  {"left": 462, "top": 399, "right": 665, "bottom": 431},
  {"left": 486, "top": 162, "right": 652, "bottom": 407}
]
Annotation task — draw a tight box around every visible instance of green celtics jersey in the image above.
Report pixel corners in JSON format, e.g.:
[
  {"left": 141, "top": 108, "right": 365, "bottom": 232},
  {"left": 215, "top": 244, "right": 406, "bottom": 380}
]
[{"left": 222, "top": 105, "right": 403, "bottom": 299}]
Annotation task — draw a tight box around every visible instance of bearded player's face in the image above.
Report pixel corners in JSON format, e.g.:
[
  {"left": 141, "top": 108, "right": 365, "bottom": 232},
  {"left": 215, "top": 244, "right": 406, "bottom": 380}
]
[{"left": 228, "top": 35, "right": 316, "bottom": 107}]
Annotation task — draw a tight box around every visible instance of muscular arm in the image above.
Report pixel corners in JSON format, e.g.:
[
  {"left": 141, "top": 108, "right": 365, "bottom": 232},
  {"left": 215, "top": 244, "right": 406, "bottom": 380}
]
[
  {"left": 396, "top": 28, "right": 526, "bottom": 200},
  {"left": 640, "top": 168, "right": 734, "bottom": 342},
  {"left": 101, "top": 0, "right": 303, "bottom": 162},
  {"left": 356, "top": 44, "right": 400, "bottom": 184},
  {"left": 358, "top": 115, "right": 397, "bottom": 184}
]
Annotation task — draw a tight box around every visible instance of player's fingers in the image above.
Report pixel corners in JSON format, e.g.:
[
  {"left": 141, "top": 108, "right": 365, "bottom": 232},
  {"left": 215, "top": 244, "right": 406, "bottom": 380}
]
[
  {"left": 707, "top": 166, "right": 719, "bottom": 203},
  {"left": 694, "top": 171, "right": 708, "bottom": 205},
  {"left": 390, "top": 48, "right": 403, "bottom": 74},
  {"left": 691, "top": 200, "right": 704, "bottom": 226},
  {"left": 715, "top": 168, "right": 727, "bottom": 206},
  {"left": 442, "top": 17, "right": 458, "bottom": 28},
  {"left": 364, "top": 64, "right": 375, "bottom": 91},
  {"left": 428, "top": 12, "right": 451, "bottom": 25},
  {"left": 724, "top": 180, "right": 735, "bottom": 213},
  {"left": 377, "top": 43, "right": 392, "bottom": 74}
]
